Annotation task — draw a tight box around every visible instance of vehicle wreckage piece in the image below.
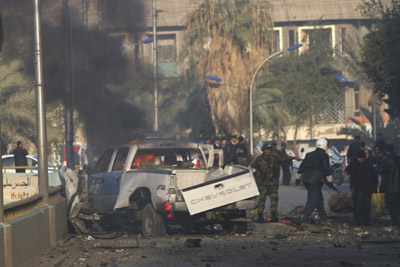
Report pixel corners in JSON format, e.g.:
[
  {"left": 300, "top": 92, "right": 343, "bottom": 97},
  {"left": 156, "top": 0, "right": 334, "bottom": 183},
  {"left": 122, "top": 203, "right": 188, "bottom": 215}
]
[{"left": 72, "top": 139, "right": 259, "bottom": 236}]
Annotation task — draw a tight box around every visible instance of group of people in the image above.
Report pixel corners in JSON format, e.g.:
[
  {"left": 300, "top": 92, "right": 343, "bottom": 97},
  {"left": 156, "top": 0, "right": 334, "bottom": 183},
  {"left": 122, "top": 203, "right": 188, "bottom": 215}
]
[
  {"left": 228, "top": 133, "right": 400, "bottom": 227},
  {"left": 294, "top": 135, "right": 400, "bottom": 227},
  {"left": 204, "top": 135, "right": 252, "bottom": 167},
  {"left": 344, "top": 134, "right": 400, "bottom": 226}
]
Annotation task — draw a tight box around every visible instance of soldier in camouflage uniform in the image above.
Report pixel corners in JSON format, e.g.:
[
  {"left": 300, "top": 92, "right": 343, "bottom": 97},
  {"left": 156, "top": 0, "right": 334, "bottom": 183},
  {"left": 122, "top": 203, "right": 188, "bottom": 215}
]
[{"left": 251, "top": 143, "right": 295, "bottom": 222}]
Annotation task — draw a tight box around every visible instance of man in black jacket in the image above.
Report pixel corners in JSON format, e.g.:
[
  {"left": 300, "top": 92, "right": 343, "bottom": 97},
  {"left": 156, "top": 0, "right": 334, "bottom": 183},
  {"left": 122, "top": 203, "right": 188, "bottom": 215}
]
[
  {"left": 345, "top": 150, "right": 378, "bottom": 225},
  {"left": 13, "top": 141, "right": 28, "bottom": 173},
  {"left": 223, "top": 135, "right": 238, "bottom": 165},
  {"left": 296, "top": 138, "right": 333, "bottom": 224},
  {"left": 375, "top": 144, "right": 400, "bottom": 226}
]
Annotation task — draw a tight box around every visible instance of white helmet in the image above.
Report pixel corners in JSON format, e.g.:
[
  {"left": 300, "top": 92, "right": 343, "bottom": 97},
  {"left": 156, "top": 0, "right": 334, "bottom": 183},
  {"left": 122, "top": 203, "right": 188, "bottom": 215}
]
[{"left": 316, "top": 138, "right": 328, "bottom": 151}]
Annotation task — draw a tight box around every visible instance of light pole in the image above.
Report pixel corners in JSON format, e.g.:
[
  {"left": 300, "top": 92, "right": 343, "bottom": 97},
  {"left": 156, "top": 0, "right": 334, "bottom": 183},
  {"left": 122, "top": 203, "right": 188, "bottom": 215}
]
[
  {"left": 249, "top": 44, "right": 302, "bottom": 156},
  {"left": 152, "top": 0, "right": 158, "bottom": 131}
]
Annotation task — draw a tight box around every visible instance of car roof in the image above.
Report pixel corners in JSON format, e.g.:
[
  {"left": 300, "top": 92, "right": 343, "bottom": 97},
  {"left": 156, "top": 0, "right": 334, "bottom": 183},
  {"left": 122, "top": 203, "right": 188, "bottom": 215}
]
[
  {"left": 2, "top": 154, "right": 37, "bottom": 159},
  {"left": 118, "top": 139, "right": 203, "bottom": 149}
]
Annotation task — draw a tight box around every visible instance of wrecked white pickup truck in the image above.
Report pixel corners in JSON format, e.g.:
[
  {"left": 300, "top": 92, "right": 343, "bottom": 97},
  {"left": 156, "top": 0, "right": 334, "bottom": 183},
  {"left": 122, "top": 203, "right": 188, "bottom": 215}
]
[{"left": 77, "top": 139, "right": 259, "bottom": 236}]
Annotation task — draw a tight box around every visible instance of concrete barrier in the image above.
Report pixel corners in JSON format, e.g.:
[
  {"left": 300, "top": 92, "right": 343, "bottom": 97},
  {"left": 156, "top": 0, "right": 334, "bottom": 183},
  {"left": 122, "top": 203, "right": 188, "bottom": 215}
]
[{"left": 0, "top": 197, "right": 67, "bottom": 267}]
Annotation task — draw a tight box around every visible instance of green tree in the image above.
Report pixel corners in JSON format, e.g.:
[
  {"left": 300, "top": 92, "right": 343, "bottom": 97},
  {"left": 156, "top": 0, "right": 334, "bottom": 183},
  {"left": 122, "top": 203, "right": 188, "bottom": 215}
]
[
  {"left": 360, "top": 0, "right": 400, "bottom": 120},
  {"left": 183, "top": 0, "right": 274, "bottom": 135},
  {"left": 258, "top": 27, "right": 347, "bottom": 152}
]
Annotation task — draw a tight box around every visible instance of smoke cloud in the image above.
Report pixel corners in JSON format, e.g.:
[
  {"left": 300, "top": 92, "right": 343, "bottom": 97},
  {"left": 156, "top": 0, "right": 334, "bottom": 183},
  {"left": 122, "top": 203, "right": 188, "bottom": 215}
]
[{"left": 1, "top": 0, "right": 152, "bottom": 157}]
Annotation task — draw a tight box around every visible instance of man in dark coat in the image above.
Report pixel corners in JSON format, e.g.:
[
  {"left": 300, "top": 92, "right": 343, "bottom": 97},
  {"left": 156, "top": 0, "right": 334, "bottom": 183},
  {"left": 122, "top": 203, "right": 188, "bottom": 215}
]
[
  {"left": 223, "top": 135, "right": 238, "bottom": 165},
  {"left": 279, "top": 143, "right": 292, "bottom": 185},
  {"left": 296, "top": 138, "right": 333, "bottom": 224},
  {"left": 13, "top": 141, "right": 28, "bottom": 173},
  {"left": 347, "top": 135, "right": 361, "bottom": 164},
  {"left": 251, "top": 143, "right": 295, "bottom": 222},
  {"left": 372, "top": 133, "right": 386, "bottom": 155},
  {"left": 236, "top": 136, "right": 251, "bottom": 166},
  {"left": 375, "top": 144, "right": 400, "bottom": 226},
  {"left": 345, "top": 150, "right": 378, "bottom": 225}
]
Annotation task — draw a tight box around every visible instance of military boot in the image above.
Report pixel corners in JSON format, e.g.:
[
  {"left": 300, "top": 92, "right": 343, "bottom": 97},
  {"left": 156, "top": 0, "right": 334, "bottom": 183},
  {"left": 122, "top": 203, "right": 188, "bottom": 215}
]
[{"left": 271, "top": 211, "right": 279, "bottom": 223}]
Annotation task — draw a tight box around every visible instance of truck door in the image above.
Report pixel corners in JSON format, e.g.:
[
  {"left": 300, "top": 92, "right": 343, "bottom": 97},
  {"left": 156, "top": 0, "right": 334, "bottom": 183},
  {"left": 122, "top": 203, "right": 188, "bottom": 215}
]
[
  {"left": 104, "top": 147, "right": 129, "bottom": 210},
  {"left": 88, "top": 148, "right": 114, "bottom": 212}
]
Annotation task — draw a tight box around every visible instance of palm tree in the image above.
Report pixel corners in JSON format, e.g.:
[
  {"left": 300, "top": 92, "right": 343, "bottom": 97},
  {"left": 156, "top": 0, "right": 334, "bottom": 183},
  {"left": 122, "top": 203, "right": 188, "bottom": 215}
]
[{"left": 183, "top": 0, "right": 274, "bottom": 135}]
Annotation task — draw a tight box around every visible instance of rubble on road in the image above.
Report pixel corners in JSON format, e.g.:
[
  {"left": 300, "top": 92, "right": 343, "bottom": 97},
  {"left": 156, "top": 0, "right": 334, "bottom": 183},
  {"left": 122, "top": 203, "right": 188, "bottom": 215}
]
[
  {"left": 328, "top": 192, "right": 353, "bottom": 213},
  {"left": 252, "top": 222, "right": 295, "bottom": 239}
]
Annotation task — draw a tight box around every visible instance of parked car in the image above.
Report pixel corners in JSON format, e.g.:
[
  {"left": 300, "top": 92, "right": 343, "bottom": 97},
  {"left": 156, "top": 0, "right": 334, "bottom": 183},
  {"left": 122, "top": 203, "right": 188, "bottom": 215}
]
[
  {"left": 2, "top": 154, "right": 58, "bottom": 173},
  {"left": 79, "top": 139, "right": 259, "bottom": 236}
]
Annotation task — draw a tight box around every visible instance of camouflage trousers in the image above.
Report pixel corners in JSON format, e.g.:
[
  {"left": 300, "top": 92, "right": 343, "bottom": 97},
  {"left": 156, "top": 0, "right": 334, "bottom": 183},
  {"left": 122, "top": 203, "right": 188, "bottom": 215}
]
[{"left": 257, "top": 185, "right": 279, "bottom": 213}]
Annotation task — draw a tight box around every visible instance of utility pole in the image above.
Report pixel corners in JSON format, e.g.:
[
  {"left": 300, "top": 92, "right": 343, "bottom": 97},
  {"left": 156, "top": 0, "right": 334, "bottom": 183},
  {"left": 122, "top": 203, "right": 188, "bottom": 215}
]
[
  {"left": 63, "top": 0, "right": 75, "bottom": 169},
  {"left": 0, "top": 10, "right": 4, "bottom": 221},
  {"left": 152, "top": 0, "right": 158, "bottom": 131},
  {"left": 34, "top": 0, "right": 49, "bottom": 204}
]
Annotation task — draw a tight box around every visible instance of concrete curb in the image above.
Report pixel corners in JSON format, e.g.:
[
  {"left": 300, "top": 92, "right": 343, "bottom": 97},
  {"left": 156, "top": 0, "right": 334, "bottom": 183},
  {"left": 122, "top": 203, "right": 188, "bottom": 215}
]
[{"left": 0, "top": 197, "right": 67, "bottom": 267}]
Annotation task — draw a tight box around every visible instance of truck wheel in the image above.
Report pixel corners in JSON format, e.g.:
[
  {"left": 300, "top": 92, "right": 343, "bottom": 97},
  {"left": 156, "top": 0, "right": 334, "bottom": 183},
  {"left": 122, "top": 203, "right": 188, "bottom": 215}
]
[
  {"left": 331, "top": 164, "right": 344, "bottom": 185},
  {"left": 141, "top": 203, "right": 167, "bottom": 237}
]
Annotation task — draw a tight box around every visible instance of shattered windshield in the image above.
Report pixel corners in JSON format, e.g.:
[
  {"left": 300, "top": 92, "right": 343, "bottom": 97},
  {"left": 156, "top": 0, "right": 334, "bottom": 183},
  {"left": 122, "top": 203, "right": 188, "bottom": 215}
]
[{"left": 131, "top": 148, "right": 205, "bottom": 169}]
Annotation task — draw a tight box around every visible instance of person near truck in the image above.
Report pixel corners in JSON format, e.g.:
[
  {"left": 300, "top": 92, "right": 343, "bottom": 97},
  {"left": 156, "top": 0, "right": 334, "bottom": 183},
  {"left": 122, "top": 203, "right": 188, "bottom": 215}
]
[
  {"left": 13, "top": 140, "right": 28, "bottom": 173},
  {"left": 279, "top": 142, "right": 292, "bottom": 185},
  {"left": 344, "top": 150, "right": 378, "bottom": 226},
  {"left": 296, "top": 138, "right": 333, "bottom": 225},
  {"left": 346, "top": 135, "right": 361, "bottom": 164},
  {"left": 251, "top": 143, "right": 295, "bottom": 223},
  {"left": 224, "top": 135, "right": 238, "bottom": 165},
  {"left": 236, "top": 136, "right": 251, "bottom": 166},
  {"left": 374, "top": 144, "right": 400, "bottom": 226}
]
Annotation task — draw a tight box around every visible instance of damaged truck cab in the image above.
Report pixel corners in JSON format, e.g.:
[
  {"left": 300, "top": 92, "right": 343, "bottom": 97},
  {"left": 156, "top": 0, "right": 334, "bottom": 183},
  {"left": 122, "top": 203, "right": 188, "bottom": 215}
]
[{"left": 85, "top": 139, "right": 259, "bottom": 236}]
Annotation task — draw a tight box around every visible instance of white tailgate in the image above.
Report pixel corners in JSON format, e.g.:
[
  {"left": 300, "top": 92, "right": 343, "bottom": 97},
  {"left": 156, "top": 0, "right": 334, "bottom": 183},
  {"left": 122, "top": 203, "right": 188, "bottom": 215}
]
[
  {"left": 181, "top": 170, "right": 259, "bottom": 215},
  {"left": 176, "top": 170, "right": 207, "bottom": 189}
]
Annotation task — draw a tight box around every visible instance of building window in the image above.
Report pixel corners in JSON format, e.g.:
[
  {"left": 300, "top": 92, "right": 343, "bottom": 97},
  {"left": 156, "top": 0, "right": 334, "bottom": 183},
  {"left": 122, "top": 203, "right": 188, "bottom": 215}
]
[
  {"left": 354, "top": 86, "right": 360, "bottom": 116},
  {"left": 157, "top": 34, "right": 177, "bottom": 77},
  {"left": 341, "top": 27, "right": 346, "bottom": 53},
  {"left": 317, "top": 94, "right": 346, "bottom": 124},
  {"left": 273, "top": 30, "right": 281, "bottom": 52},
  {"left": 289, "top": 30, "right": 295, "bottom": 47},
  {"left": 298, "top": 25, "right": 335, "bottom": 53}
]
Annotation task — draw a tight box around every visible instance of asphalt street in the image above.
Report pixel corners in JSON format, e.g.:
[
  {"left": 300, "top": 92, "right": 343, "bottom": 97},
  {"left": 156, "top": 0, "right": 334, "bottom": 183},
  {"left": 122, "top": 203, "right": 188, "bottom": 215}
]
[{"left": 270, "top": 172, "right": 350, "bottom": 214}]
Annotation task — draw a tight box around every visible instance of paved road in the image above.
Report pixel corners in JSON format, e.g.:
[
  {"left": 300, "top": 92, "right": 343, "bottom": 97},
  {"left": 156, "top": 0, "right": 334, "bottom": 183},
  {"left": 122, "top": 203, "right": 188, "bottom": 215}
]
[{"left": 266, "top": 172, "right": 350, "bottom": 214}]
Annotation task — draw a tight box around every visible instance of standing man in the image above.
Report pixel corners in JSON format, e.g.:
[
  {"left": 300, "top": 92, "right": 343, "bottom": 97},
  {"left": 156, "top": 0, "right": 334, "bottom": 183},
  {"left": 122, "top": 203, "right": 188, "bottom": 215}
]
[
  {"left": 296, "top": 138, "right": 333, "bottom": 224},
  {"left": 213, "top": 136, "right": 222, "bottom": 149},
  {"left": 251, "top": 143, "right": 295, "bottom": 222},
  {"left": 204, "top": 136, "right": 212, "bottom": 145},
  {"left": 13, "top": 141, "right": 28, "bottom": 173},
  {"left": 372, "top": 133, "right": 386, "bottom": 155},
  {"left": 271, "top": 141, "right": 281, "bottom": 186},
  {"left": 279, "top": 143, "right": 292, "bottom": 185},
  {"left": 345, "top": 150, "right": 378, "bottom": 226},
  {"left": 375, "top": 144, "right": 400, "bottom": 226},
  {"left": 347, "top": 135, "right": 361, "bottom": 164},
  {"left": 236, "top": 136, "right": 251, "bottom": 166},
  {"left": 224, "top": 135, "right": 238, "bottom": 165}
]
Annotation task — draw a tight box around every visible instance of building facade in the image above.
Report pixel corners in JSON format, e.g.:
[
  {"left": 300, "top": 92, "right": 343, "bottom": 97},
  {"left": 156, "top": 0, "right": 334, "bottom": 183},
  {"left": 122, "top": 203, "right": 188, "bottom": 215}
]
[{"left": 85, "top": 0, "right": 388, "bottom": 146}]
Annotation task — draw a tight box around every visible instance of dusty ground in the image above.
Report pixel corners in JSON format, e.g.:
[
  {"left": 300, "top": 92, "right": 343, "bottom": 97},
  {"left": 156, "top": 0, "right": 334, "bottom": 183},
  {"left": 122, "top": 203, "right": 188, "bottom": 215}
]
[{"left": 24, "top": 211, "right": 400, "bottom": 267}]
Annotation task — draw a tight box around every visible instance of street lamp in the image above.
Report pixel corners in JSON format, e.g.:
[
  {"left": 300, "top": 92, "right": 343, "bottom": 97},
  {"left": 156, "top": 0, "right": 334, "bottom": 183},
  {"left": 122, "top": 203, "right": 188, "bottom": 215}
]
[{"left": 249, "top": 44, "right": 303, "bottom": 156}]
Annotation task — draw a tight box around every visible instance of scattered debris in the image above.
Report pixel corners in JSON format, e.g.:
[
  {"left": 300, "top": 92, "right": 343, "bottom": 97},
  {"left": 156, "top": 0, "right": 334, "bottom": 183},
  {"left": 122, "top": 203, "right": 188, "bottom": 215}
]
[
  {"left": 184, "top": 238, "right": 202, "bottom": 247},
  {"left": 328, "top": 192, "right": 353, "bottom": 213},
  {"left": 253, "top": 223, "right": 295, "bottom": 239}
]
